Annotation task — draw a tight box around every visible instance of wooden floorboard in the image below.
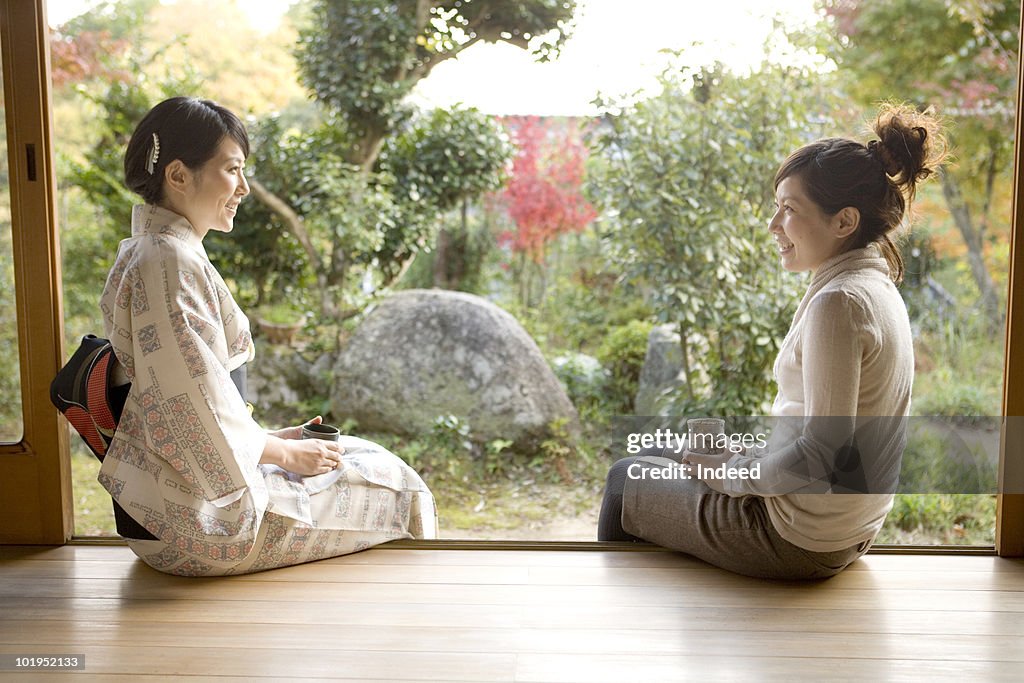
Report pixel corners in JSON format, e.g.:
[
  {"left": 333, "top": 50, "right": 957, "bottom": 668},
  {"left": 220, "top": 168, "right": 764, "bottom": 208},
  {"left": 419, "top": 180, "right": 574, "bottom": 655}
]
[{"left": 1, "top": 545, "right": 1022, "bottom": 681}]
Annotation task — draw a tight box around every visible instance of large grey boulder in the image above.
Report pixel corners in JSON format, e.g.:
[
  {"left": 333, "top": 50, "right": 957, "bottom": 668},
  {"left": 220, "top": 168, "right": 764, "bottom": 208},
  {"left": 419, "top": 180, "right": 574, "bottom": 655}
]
[{"left": 332, "top": 289, "right": 580, "bottom": 448}]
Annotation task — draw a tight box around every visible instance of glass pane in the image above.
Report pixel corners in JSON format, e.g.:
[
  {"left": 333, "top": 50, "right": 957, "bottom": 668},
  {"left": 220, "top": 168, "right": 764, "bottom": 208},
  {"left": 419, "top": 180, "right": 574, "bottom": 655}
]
[
  {"left": 50, "top": 0, "right": 1009, "bottom": 548},
  {"left": 49, "top": 2, "right": 116, "bottom": 534},
  {"left": 0, "top": 32, "right": 25, "bottom": 444}
]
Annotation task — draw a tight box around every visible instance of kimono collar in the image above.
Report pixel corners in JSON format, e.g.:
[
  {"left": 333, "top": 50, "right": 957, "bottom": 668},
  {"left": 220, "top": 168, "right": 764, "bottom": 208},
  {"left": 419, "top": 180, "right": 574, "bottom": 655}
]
[{"left": 131, "top": 204, "right": 207, "bottom": 255}]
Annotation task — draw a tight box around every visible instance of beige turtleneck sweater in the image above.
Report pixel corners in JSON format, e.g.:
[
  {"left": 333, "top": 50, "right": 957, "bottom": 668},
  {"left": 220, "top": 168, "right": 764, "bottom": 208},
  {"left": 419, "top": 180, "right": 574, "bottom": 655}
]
[{"left": 703, "top": 246, "right": 914, "bottom": 552}]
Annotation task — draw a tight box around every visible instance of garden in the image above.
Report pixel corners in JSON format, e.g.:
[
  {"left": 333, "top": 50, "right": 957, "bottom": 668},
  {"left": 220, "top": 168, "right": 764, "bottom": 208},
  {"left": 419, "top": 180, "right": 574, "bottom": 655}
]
[{"left": 2, "top": 0, "right": 1017, "bottom": 545}]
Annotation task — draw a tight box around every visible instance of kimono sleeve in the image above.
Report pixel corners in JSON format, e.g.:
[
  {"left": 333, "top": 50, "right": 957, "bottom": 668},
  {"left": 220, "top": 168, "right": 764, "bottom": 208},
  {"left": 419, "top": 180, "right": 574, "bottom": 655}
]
[{"left": 115, "top": 238, "right": 267, "bottom": 508}]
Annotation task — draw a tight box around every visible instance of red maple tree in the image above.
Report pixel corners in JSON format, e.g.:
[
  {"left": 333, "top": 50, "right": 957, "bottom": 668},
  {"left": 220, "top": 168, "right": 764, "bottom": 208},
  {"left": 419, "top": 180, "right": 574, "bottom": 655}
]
[
  {"left": 497, "top": 116, "right": 597, "bottom": 263},
  {"left": 49, "top": 28, "right": 130, "bottom": 88}
]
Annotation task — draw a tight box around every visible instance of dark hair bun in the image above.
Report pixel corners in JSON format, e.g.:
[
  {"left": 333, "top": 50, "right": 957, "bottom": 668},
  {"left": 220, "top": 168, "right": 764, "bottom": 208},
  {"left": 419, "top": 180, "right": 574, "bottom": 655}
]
[{"left": 871, "top": 103, "right": 948, "bottom": 202}]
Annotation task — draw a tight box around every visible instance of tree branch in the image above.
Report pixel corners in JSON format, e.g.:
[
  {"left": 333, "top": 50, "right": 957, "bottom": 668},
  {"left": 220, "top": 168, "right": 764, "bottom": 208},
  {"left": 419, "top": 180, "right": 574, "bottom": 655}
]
[
  {"left": 407, "top": 2, "right": 496, "bottom": 82},
  {"left": 979, "top": 137, "right": 999, "bottom": 240},
  {"left": 248, "top": 178, "right": 321, "bottom": 274},
  {"left": 409, "top": 35, "right": 483, "bottom": 83},
  {"left": 397, "top": 0, "right": 433, "bottom": 84}
]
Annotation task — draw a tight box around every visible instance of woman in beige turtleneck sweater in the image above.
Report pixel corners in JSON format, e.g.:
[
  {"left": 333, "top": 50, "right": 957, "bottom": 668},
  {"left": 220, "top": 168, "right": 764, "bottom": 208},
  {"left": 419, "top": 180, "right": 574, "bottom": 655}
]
[{"left": 598, "top": 104, "right": 947, "bottom": 579}]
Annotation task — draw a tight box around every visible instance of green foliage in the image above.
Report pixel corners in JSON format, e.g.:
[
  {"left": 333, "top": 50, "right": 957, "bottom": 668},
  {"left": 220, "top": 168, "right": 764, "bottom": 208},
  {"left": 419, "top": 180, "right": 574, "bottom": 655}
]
[
  {"left": 483, "top": 438, "right": 516, "bottom": 476},
  {"left": 58, "top": 90, "right": 160, "bottom": 327},
  {"left": 590, "top": 58, "right": 827, "bottom": 416},
  {"left": 538, "top": 416, "right": 577, "bottom": 483},
  {"left": 255, "top": 302, "right": 306, "bottom": 325},
  {"left": 378, "top": 412, "right": 582, "bottom": 483},
  {"left": 399, "top": 206, "right": 497, "bottom": 292},
  {"left": 382, "top": 106, "right": 514, "bottom": 291},
  {"left": 70, "top": 446, "right": 116, "bottom": 536},
  {"left": 295, "top": 0, "right": 420, "bottom": 163},
  {"left": 431, "top": 413, "right": 476, "bottom": 455},
  {"left": 56, "top": 12, "right": 205, "bottom": 329},
  {"left": 913, "top": 381, "right": 992, "bottom": 426},
  {"left": 295, "top": 0, "right": 577, "bottom": 166},
  {"left": 910, "top": 302, "right": 1003, "bottom": 421},
  {"left": 490, "top": 226, "right": 654, "bottom": 350},
  {"left": 228, "top": 115, "right": 436, "bottom": 317},
  {"left": 879, "top": 494, "right": 995, "bottom": 545},
  {"left": 0, "top": 120, "right": 22, "bottom": 440},
  {"left": 898, "top": 421, "right": 998, "bottom": 493},
  {"left": 551, "top": 352, "right": 611, "bottom": 421},
  {"left": 817, "top": 0, "right": 1018, "bottom": 133},
  {"left": 383, "top": 105, "right": 513, "bottom": 212},
  {"left": 595, "top": 320, "right": 653, "bottom": 414},
  {"left": 240, "top": 64, "right": 516, "bottom": 315}
]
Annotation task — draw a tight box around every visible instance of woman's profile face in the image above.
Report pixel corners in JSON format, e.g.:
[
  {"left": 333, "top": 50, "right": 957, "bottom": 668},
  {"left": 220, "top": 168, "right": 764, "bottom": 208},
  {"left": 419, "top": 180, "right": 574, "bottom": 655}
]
[
  {"left": 769, "top": 175, "right": 846, "bottom": 274},
  {"left": 180, "top": 137, "right": 249, "bottom": 235}
]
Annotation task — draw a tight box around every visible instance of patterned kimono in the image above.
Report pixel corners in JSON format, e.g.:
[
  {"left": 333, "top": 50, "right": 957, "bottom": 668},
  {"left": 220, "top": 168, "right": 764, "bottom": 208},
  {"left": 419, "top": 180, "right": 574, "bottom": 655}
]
[{"left": 98, "top": 204, "right": 436, "bottom": 576}]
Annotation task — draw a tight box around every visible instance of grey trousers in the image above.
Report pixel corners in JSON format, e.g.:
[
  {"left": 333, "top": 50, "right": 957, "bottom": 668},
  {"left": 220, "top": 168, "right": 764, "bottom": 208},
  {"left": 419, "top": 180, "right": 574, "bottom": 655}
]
[{"left": 605, "top": 456, "right": 870, "bottom": 580}]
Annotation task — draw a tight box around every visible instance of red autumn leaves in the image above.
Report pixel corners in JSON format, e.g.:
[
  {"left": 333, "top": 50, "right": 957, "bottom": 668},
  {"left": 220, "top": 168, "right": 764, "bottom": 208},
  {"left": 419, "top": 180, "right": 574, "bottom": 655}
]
[{"left": 496, "top": 116, "right": 597, "bottom": 263}]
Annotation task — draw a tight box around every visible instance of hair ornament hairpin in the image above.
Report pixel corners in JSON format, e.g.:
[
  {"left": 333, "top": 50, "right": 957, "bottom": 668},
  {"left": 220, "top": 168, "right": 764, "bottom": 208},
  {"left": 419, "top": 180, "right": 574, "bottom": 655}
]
[{"left": 146, "top": 133, "right": 161, "bottom": 175}]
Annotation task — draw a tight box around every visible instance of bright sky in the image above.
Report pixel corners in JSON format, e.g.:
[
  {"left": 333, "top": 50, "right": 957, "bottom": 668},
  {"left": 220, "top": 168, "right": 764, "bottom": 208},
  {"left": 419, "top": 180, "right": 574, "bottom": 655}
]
[{"left": 47, "top": 0, "right": 821, "bottom": 115}]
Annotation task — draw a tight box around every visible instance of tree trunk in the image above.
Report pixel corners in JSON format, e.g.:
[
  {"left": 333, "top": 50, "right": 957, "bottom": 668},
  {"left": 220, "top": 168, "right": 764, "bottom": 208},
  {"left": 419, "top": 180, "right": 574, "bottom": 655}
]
[
  {"left": 432, "top": 227, "right": 451, "bottom": 289},
  {"left": 518, "top": 252, "right": 530, "bottom": 308},
  {"left": 938, "top": 172, "right": 1002, "bottom": 326},
  {"left": 677, "top": 321, "right": 694, "bottom": 404}
]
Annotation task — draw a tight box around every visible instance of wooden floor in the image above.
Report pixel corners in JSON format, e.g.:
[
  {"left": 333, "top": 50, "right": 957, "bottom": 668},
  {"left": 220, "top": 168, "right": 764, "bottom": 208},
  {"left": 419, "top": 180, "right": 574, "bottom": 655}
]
[{"left": 1, "top": 545, "right": 1023, "bottom": 681}]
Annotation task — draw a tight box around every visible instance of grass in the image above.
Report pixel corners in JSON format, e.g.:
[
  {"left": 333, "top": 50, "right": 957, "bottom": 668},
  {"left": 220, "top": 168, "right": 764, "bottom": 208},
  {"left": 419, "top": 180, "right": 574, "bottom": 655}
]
[
  {"left": 70, "top": 443, "right": 115, "bottom": 536},
  {"left": 428, "top": 466, "right": 603, "bottom": 538},
  {"left": 878, "top": 494, "right": 996, "bottom": 545}
]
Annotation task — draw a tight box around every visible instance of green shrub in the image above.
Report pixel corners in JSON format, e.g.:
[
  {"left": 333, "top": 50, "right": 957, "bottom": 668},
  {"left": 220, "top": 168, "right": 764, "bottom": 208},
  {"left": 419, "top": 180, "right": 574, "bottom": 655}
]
[
  {"left": 913, "top": 378, "right": 993, "bottom": 426},
  {"left": 898, "top": 421, "right": 998, "bottom": 495},
  {"left": 590, "top": 60, "right": 818, "bottom": 418},
  {"left": 552, "top": 352, "right": 610, "bottom": 420},
  {"left": 255, "top": 302, "right": 306, "bottom": 325},
  {"left": 595, "top": 320, "right": 653, "bottom": 414},
  {"left": 879, "top": 494, "right": 995, "bottom": 545}
]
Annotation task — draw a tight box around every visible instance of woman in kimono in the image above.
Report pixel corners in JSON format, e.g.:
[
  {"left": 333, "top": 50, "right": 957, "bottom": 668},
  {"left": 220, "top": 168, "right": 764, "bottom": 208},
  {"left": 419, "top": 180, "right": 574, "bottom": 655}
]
[{"left": 98, "top": 97, "right": 436, "bottom": 576}]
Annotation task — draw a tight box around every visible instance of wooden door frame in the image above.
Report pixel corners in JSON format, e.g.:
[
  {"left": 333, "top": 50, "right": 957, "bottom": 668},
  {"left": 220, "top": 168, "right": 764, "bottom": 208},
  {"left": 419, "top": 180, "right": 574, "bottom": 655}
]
[
  {"left": 0, "top": 0, "right": 72, "bottom": 544},
  {"left": 995, "top": 4, "right": 1024, "bottom": 557},
  {"left": 0, "top": 0, "right": 1022, "bottom": 553}
]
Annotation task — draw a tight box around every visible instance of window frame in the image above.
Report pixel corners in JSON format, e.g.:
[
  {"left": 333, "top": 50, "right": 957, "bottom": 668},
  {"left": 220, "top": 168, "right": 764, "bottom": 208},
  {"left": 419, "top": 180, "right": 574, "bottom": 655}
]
[
  {"left": 0, "top": 0, "right": 73, "bottom": 544},
  {"left": 1, "top": 0, "right": 1022, "bottom": 554}
]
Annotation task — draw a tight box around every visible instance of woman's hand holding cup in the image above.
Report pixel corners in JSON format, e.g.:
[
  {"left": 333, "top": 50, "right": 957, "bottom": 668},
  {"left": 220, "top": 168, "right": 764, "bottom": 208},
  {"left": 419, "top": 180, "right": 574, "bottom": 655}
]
[
  {"left": 271, "top": 417, "right": 345, "bottom": 475},
  {"left": 283, "top": 436, "right": 343, "bottom": 476}
]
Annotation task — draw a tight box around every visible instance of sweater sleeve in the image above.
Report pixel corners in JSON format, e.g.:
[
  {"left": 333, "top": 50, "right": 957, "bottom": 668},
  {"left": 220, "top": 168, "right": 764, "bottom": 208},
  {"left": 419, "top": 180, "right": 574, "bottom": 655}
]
[
  {"left": 703, "top": 291, "right": 867, "bottom": 497},
  {"left": 107, "top": 238, "right": 267, "bottom": 508}
]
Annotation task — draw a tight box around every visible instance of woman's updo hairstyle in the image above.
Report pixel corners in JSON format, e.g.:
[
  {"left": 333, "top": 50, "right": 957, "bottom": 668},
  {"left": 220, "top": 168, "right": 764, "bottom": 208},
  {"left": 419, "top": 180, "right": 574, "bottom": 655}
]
[
  {"left": 774, "top": 103, "right": 947, "bottom": 283},
  {"left": 124, "top": 97, "right": 250, "bottom": 205}
]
